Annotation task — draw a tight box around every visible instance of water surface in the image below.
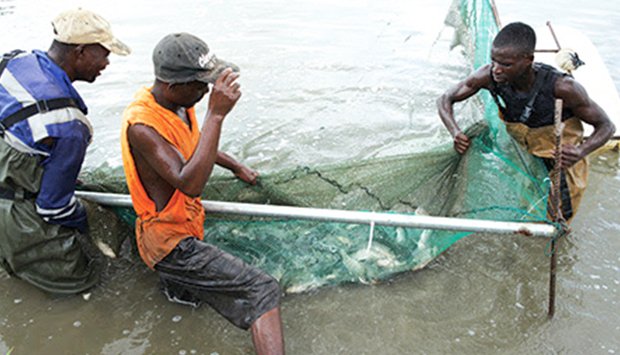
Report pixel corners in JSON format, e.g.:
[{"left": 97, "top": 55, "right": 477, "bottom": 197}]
[{"left": 1, "top": 0, "right": 618, "bottom": 354}]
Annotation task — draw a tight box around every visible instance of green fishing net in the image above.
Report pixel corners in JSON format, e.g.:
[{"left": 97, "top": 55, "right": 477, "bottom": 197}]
[{"left": 79, "top": 0, "right": 552, "bottom": 293}]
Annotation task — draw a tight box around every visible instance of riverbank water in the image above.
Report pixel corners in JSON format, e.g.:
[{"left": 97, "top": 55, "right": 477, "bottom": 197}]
[{"left": 1, "top": 0, "right": 618, "bottom": 353}]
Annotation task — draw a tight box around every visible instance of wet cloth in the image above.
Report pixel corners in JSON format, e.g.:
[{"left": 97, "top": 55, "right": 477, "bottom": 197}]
[
  {"left": 0, "top": 50, "right": 91, "bottom": 232},
  {"left": 0, "top": 138, "right": 98, "bottom": 293},
  {"left": 154, "top": 237, "right": 280, "bottom": 330},
  {"left": 120, "top": 87, "right": 205, "bottom": 268},
  {"left": 503, "top": 118, "right": 588, "bottom": 221},
  {"left": 490, "top": 63, "right": 588, "bottom": 221}
]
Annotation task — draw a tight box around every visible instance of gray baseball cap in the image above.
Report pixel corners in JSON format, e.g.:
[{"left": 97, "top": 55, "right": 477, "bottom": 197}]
[{"left": 152, "top": 32, "right": 238, "bottom": 84}]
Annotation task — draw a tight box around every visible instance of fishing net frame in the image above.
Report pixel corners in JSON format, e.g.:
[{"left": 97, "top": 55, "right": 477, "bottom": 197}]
[{"left": 78, "top": 0, "right": 556, "bottom": 294}]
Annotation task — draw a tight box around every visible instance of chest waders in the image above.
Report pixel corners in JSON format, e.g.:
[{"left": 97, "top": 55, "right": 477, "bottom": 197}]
[
  {"left": 489, "top": 63, "right": 588, "bottom": 222},
  {"left": 0, "top": 50, "right": 99, "bottom": 294}
]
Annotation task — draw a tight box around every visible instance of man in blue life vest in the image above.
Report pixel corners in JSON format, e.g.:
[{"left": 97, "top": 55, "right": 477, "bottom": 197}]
[
  {"left": 0, "top": 8, "right": 130, "bottom": 294},
  {"left": 437, "top": 22, "right": 615, "bottom": 222}
]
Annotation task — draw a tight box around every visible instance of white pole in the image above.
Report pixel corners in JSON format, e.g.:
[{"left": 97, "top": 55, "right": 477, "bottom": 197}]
[{"left": 75, "top": 191, "right": 557, "bottom": 237}]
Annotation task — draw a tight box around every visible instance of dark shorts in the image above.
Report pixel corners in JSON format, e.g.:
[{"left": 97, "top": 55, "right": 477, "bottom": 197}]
[{"left": 154, "top": 237, "right": 281, "bottom": 330}]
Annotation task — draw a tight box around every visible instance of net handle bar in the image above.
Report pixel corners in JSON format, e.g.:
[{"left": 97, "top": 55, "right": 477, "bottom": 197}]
[{"left": 75, "top": 191, "right": 556, "bottom": 237}]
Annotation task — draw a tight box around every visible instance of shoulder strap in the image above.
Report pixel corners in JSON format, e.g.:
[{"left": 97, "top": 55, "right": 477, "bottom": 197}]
[
  {"left": 2, "top": 98, "right": 81, "bottom": 128},
  {"left": 488, "top": 66, "right": 508, "bottom": 116},
  {"left": 0, "top": 50, "right": 25, "bottom": 77},
  {"left": 0, "top": 98, "right": 81, "bottom": 137},
  {"left": 517, "top": 65, "right": 552, "bottom": 123},
  {"left": 0, "top": 50, "right": 81, "bottom": 137}
]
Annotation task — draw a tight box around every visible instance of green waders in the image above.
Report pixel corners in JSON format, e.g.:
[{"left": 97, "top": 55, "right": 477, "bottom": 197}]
[{"left": 0, "top": 138, "right": 98, "bottom": 294}]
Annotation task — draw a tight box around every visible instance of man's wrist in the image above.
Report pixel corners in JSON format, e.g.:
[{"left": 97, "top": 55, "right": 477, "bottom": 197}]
[{"left": 205, "top": 111, "right": 226, "bottom": 123}]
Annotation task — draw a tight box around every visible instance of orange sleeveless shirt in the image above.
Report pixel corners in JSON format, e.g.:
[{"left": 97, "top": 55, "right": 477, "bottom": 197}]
[{"left": 120, "top": 87, "right": 205, "bottom": 269}]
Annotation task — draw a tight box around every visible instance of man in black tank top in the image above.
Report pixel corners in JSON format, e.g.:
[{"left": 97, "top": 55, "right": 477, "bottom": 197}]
[
  {"left": 489, "top": 62, "right": 574, "bottom": 128},
  {"left": 437, "top": 22, "right": 615, "bottom": 222}
]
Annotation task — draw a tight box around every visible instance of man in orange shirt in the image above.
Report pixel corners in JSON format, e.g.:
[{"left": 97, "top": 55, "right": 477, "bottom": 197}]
[{"left": 120, "top": 33, "right": 284, "bottom": 354}]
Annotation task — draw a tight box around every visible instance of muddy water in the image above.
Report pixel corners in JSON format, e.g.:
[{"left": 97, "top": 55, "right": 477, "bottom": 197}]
[{"left": 1, "top": 0, "right": 619, "bottom": 354}]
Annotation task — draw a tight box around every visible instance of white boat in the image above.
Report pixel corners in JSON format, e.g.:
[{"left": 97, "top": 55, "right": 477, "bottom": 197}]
[{"left": 535, "top": 23, "right": 620, "bottom": 141}]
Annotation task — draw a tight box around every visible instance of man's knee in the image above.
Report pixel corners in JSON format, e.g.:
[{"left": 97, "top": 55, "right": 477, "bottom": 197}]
[
  {"left": 263, "top": 274, "right": 282, "bottom": 304},
  {"left": 250, "top": 271, "right": 282, "bottom": 320}
]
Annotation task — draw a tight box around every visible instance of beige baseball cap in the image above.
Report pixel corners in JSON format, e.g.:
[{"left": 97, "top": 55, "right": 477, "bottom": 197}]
[{"left": 52, "top": 8, "right": 131, "bottom": 56}]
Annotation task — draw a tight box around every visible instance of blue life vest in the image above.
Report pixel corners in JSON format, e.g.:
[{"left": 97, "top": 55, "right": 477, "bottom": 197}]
[{"left": 0, "top": 50, "right": 91, "bottom": 232}]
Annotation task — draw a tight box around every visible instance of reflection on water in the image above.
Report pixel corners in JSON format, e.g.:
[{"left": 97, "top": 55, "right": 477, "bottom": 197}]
[
  {"left": 0, "top": 0, "right": 14, "bottom": 16},
  {"left": 1, "top": 0, "right": 462, "bottom": 170}
]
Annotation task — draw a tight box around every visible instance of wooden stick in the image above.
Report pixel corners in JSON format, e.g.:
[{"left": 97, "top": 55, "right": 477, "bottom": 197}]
[
  {"left": 546, "top": 21, "right": 562, "bottom": 51},
  {"left": 548, "top": 98, "right": 564, "bottom": 319},
  {"left": 535, "top": 21, "right": 561, "bottom": 54},
  {"left": 548, "top": 239, "right": 558, "bottom": 318},
  {"left": 489, "top": 0, "right": 502, "bottom": 29},
  {"left": 534, "top": 49, "right": 561, "bottom": 53}
]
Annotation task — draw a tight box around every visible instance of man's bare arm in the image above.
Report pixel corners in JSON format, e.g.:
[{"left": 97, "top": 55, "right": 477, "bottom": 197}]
[
  {"left": 216, "top": 151, "right": 259, "bottom": 185},
  {"left": 437, "top": 64, "right": 492, "bottom": 153},
  {"left": 555, "top": 76, "right": 616, "bottom": 167},
  {"left": 128, "top": 69, "right": 241, "bottom": 198}
]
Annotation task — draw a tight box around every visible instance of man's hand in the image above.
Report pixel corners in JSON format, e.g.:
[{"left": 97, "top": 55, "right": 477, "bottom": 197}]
[
  {"left": 208, "top": 68, "right": 241, "bottom": 119},
  {"left": 558, "top": 143, "right": 584, "bottom": 169},
  {"left": 453, "top": 132, "right": 471, "bottom": 154},
  {"left": 234, "top": 165, "right": 259, "bottom": 185}
]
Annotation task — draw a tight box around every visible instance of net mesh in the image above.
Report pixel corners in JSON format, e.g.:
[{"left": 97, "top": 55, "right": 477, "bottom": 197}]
[{"left": 79, "top": 0, "right": 552, "bottom": 293}]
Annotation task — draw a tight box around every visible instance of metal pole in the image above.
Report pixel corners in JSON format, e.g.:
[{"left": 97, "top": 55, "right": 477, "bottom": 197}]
[{"left": 75, "top": 191, "right": 557, "bottom": 237}]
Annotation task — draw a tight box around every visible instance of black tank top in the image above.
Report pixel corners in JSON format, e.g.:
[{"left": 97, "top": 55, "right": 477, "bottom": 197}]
[{"left": 489, "top": 63, "right": 573, "bottom": 128}]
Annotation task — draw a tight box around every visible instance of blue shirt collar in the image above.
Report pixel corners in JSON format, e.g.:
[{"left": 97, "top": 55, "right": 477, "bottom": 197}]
[{"left": 32, "top": 49, "right": 88, "bottom": 115}]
